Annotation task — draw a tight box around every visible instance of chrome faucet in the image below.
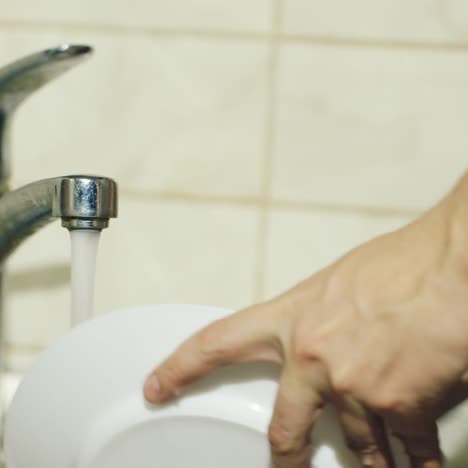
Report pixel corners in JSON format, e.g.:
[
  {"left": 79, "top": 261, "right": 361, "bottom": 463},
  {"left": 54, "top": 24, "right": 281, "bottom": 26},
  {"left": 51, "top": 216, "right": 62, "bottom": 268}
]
[{"left": 0, "top": 44, "right": 118, "bottom": 311}]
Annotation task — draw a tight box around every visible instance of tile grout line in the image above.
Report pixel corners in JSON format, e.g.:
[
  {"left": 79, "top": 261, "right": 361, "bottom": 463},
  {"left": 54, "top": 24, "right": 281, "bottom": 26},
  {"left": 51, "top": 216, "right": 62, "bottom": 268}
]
[
  {"left": 271, "top": 199, "right": 421, "bottom": 218},
  {"left": 279, "top": 33, "right": 468, "bottom": 53},
  {"left": 253, "top": 0, "right": 283, "bottom": 303},
  {"left": 4, "top": 343, "right": 44, "bottom": 354},
  {"left": 11, "top": 179, "right": 422, "bottom": 218},
  {"left": 0, "top": 10, "right": 442, "bottom": 359},
  {"left": 107, "top": 188, "right": 423, "bottom": 218},
  {"left": 3, "top": 18, "right": 468, "bottom": 53},
  {"left": 0, "top": 19, "right": 268, "bottom": 41}
]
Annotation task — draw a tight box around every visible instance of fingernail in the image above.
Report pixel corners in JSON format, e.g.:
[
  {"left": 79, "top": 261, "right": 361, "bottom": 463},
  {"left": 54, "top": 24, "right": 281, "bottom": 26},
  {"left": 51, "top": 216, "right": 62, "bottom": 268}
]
[
  {"left": 150, "top": 375, "right": 161, "bottom": 393},
  {"left": 144, "top": 374, "right": 183, "bottom": 404},
  {"left": 360, "top": 453, "right": 374, "bottom": 467},
  {"left": 144, "top": 374, "right": 164, "bottom": 403}
]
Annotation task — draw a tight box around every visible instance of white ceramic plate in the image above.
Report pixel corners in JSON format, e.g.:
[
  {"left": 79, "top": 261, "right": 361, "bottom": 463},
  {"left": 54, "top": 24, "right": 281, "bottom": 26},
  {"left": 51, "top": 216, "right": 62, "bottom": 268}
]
[{"left": 4, "top": 304, "right": 408, "bottom": 468}]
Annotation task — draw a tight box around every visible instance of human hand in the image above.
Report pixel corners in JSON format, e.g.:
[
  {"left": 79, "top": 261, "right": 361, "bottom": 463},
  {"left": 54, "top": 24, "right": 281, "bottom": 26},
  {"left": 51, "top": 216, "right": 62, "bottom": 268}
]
[{"left": 144, "top": 178, "right": 468, "bottom": 468}]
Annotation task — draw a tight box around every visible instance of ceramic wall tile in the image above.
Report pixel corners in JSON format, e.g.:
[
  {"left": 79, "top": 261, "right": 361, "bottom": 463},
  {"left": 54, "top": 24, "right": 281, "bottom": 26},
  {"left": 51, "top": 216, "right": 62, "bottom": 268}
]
[
  {"left": 5, "top": 195, "right": 258, "bottom": 371},
  {"left": 283, "top": 0, "right": 468, "bottom": 42},
  {"left": 1, "top": 0, "right": 272, "bottom": 32},
  {"left": 273, "top": 43, "right": 468, "bottom": 211},
  {"left": 1, "top": 30, "right": 268, "bottom": 198},
  {"left": 5, "top": 0, "right": 468, "bottom": 382},
  {"left": 5, "top": 222, "right": 70, "bottom": 357},
  {"left": 4, "top": 348, "right": 44, "bottom": 375},
  {"left": 263, "top": 208, "right": 413, "bottom": 300},
  {"left": 95, "top": 197, "right": 258, "bottom": 314}
]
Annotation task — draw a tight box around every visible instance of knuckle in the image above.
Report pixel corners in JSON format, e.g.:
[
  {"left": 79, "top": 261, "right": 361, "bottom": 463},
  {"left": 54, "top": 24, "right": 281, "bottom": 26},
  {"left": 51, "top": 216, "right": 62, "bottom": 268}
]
[
  {"left": 267, "top": 423, "right": 302, "bottom": 457},
  {"left": 330, "top": 370, "right": 354, "bottom": 395},
  {"left": 291, "top": 341, "right": 319, "bottom": 365},
  {"left": 158, "top": 363, "right": 185, "bottom": 388},
  {"left": 340, "top": 415, "right": 379, "bottom": 454},
  {"left": 197, "top": 322, "right": 230, "bottom": 365},
  {"left": 368, "top": 392, "right": 406, "bottom": 413},
  {"left": 290, "top": 328, "right": 322, "bottom": 365},
  {"left": 345, "top": 437, "right": 378, "bottom": 456}
]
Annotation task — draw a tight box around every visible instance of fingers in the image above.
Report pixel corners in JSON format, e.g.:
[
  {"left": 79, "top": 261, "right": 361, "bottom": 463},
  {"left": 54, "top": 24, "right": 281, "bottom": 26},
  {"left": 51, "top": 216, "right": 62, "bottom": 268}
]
[
  {"left": 144, "top": 303, "right": 282, "bottom": 404},
  {"left": 434, "top": 380, "right": 468, "bottom": 418},
  {"left": 268, "top": 368, "right": 323, "bottom": 468},
  {"left": 336, "top": 396, "right": 394, "bottom": 468},
  {"left": 388, "top": 415, "right": 442, "bottom": 468}
]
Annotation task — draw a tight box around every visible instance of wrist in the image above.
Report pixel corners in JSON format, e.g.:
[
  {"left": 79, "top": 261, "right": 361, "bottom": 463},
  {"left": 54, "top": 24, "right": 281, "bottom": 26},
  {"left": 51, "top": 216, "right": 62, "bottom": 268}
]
[{"left": 441, "top": 171, "right": 468, "bottom": 271}]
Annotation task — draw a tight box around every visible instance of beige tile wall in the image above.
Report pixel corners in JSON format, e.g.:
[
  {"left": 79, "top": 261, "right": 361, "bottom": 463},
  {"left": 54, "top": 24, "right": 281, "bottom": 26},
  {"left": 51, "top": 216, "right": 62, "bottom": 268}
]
[{"left": 1, "top": 1, "right": 467, "bottom": 371}]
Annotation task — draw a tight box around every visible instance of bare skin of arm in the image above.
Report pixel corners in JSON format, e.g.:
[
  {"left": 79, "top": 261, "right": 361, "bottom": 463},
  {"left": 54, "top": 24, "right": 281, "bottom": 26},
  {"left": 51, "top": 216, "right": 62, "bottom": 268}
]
[{"left": 144, "top": 171, "right": 468, "bottom": 468}]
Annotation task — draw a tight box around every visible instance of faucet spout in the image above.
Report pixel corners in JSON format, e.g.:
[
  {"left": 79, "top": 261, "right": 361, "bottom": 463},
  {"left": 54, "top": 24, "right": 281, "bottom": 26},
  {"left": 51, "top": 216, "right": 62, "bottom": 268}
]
[
  {"left": 0, "top": 45, "right": 119, "bottom": 443},
  {"left": 0, "top": 44, "right": 92, "bottom": 113},
  {"left": 0, "top": 175, "right": 117, "bottom": 262},
  {"left": 0, "top": 45, "right": 93, "bottom": 194}
]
